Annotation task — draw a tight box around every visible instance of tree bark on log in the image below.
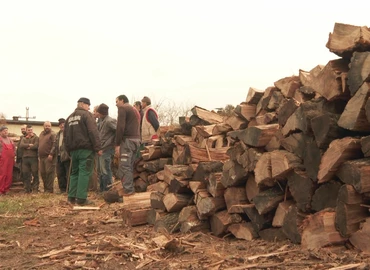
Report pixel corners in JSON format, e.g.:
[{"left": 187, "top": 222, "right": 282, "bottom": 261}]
[
  {"left": 338, "top": 82, "right": 370, "bottom": 132},
  {"left": 336, "top": 158, "right": 370, "bottom": 193},
  {"left": 163, "top": 193, "right": 193, "bottom": 213},
  {"left": 237, "top": 124, "right": 280, "bottom": 147},
  {"left": 272, "top": 200, "right": 295, "bottom": 227},
  {"left": 178, "top": 205, "right": 210, "bottom": 233},
  {"left": 253, "top": 187, "right": 285, "bottom": 215},
  {"left": 287, "top": 170, "right": 316, "bottom": 212},
  {"left": 282, "top": 205, "right": 307, "bottom": 244},
  {"left": 154, "top": 211, "right": 181, "bottom": 234},
  {"left": 311, "top": 181, "right": 341, "bottom": 212},
  {"left": 347, "top": 52, "right": 370, "bottom": 95}
]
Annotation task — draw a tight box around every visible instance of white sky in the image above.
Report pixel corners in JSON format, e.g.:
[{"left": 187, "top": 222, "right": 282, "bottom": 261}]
[{"left": 0, "top": 0, "right": 368, "bottom": 122}]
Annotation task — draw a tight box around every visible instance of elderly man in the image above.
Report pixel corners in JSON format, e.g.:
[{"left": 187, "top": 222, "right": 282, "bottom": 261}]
[
  {"left": 64, "top": 97, "right": 102, "bottom": 205},
  {"left": 39, "top": 121, "right": 57, "bottom": 193}
]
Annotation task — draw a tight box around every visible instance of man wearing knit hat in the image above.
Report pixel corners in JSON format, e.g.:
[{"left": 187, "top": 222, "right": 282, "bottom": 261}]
[
  {"left": 96, "top": 103, "right": 117, "bottom": 192},
  {"left": 64, "top": 97, "right": 102, "bottom": 205},
  {"left": 141, "top": 96, "right": 160, "bottom": 145}
]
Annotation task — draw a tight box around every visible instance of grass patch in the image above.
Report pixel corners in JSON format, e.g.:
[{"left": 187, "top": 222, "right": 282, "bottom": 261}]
[{"left": 0, "top": 193, "right": 58, "bottom": 214}]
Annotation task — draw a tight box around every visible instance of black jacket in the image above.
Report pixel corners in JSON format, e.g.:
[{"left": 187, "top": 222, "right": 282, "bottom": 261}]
[{"left": 64, "top": 107, "right": 101, "bottom": 153}]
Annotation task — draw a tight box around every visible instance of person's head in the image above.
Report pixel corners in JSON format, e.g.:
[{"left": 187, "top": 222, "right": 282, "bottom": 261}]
[
  {"left": 20, "top": 124, "right": 27, "bottom": 136},
  {"left": 134, "top": 101, "right": 142, "bottom": 111},
  {"left": 58, "top": 118, "right": 65, "bottom": 130},
  {"left": 141, "top": 96, "right": 151, "bottom": 109},
  {"left": 0, "top": 126, "right": 8, "bottom": 137},
  {"left": 97, "top": 103, "right": 109, "bottom": 117},
  {"left": 43, "top": 121, "right": 52, "bottom": 133},
  {"left": 26, "top": 125, "right": 33, "bottom": 136},
  {"left": 116, "top": 95, "right": 129, "bottom": 107},
  {"left": 93, "top": 105, "right": 99, "bottom": 118},
  {"left": 77, "top": 97, "right": 91, "bottom": 111}
]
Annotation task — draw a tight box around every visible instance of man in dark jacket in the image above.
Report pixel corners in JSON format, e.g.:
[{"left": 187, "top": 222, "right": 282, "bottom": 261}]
[
  {"left": 64, "top": 97, "right": 102, "bottom": 205},
  {"left": 96, "top": 103, "right": 117, "bottom": 192},
  {"left": 115, "top": 94, "right": 141, "bottom": 196}
]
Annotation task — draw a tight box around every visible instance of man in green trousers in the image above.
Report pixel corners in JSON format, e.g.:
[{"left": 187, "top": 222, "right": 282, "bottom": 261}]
[{"left": 64, "top": 97, "right": 102, "bottom": 205}]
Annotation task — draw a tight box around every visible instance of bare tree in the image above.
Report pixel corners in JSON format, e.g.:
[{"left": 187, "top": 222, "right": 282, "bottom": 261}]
[{"left": 217, "top": 104, "right": 235, "bottom": 117}]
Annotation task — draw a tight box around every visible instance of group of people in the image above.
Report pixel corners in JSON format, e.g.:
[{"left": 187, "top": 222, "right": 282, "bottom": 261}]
[{"left": 0, "top": 95, "right": 160, "bottom": 206}]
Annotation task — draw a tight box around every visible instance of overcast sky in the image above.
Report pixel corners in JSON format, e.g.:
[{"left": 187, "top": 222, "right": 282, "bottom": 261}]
[{"left": 0, "top": 1, "right": 368, "bottom": 122}]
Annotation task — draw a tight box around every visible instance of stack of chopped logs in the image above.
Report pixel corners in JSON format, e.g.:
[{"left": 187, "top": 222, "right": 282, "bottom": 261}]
[{"left": 121, "top": 22, "right": 370, "bottom": 252}]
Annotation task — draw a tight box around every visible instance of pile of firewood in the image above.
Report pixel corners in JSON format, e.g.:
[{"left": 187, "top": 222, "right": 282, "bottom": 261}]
[{"left": 121, "top": 22, "right": 370, "bottom": 252}]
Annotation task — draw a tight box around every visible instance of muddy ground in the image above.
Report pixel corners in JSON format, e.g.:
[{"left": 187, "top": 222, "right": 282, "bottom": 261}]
[{"left": 1, "top": 190, "right": 370, "bottom": 270}]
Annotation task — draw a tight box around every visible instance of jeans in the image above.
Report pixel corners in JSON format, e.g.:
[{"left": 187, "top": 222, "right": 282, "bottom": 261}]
[{"left": 97, "top": 148, "right": 114, "bottom": 192}]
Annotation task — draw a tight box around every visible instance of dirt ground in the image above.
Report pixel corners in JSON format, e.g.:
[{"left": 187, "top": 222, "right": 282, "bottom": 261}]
[{"left": 1, "top": 189, "right": 370, "bottom": 270}]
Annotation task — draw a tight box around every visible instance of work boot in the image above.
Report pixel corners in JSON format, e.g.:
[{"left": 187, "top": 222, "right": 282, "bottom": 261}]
[
  {"left": 76, "top": 198, "right": 94, "bottom": 206},
  {"left": 67, "top": 197, "right": 76, "bottom": 205}
]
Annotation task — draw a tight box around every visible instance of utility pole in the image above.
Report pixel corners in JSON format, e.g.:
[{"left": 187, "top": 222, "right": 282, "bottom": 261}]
[{"left": 18, "top": 107, "right": 36, "bottom": 121}]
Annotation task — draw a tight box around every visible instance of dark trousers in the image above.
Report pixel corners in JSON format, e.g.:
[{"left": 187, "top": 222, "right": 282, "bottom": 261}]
[
  {"left": 56, "top": 156, "right": 70, "bottom": 193},
  {"left": 22, "top": 157, "right": 39, "bottom": 193}
]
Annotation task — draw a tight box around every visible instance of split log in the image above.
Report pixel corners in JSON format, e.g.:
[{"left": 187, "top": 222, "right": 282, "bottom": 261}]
[
  {"left": 146, "top": 209, "right": 166, "bottom": 225},
  {"left": 154, "top": 211, "right": 181, "bottom": 234},
  {"left": 253, "top": 187, "right": 285, "bottom": 215},
  {"left": 311, "top": 181, "right": 341, "bottom": 212},
  {"left": 280, "top": 132, "right": 307, "bottom": 159},
  {"left": 189, "top": 115, "right": 211, "bottom": 126},
  {"left": 122, "top": 208, "right": 151, "bottom": 226},
  {"left": 361, "top": 136, "right": 370, "bottom": 157},
  {"left": 338, "top": 82, "right": 370, "bottom": 132},
  {"left": 169, "top": 179, "right": 191, "bottom": 194},
  {"left": 191, "top": 106, "right": 224, "bottom": 124},
  {"left": 163, "top": 164, "right": 190, "bottom": 185},
  {"left": 163, "top": 193, "right": 193, "bottom": 213},
  {"left": 311, "top": 112, "right": 349, "bottom": 149},
  {"left": 122, "top": 191, "right": 151, "bottom": 209},
  {"left": 256, "top": 87, "right": 278, "bottom": 115},
  {"left": 311, "top": 58, "right": 350, "bottom": 101},
  {"left": 224, "top": 114, "right": 248, "bottom": 131},
  {"left": 237, "top": 124, "right": 280, "bottom": 147},
  {"left": 276, "top": 98, "right": 300, "bottom": 127},
  {"left": 303, "top": 137, "right": 322, "bottom": 182},
  {"left": 178, "top": 206, "right": 210, "bottom": 233},
  {"left": 188, "top": 181, "right": 206, "bottom": 194},
  {"left": 287, "top": 170, "right": 316, "bottom": 212},
  {"left": 246, "top": 87, "right": 264, "bottom": 104},
  {"left": 192, "top": 161, "right": 224, "bottom": 182},
  {"left": 348, "top": 52, "right": 370, "bottom": 95},
  {"left": 228, "top": 204, "right": 254, "bottom": 214},
  {"left": 326, "top": 22, "right": 370, "bottom": 59},
  {"left": 336, "top": 158, "right": 370, "bottom": 193},
  {"left": 299, "top": 65, "right": 324, "bottom": 89},
  {"left": 228, "top": 222, "right": 258, "bottom": 241},
  {"left": 282, "top": 204, "right": 307, "bottom": 244},
  {"left": 221, "top": 161, "right": 249, "bottom": 188},
  {"left": 301, "top": 210, "right": 346, "bottom": 250},
  {"left": 274, "top": 76, "right": 301, "bottom": 98},
  {"left": 141, "top": 145, "right": 164, "bottom": 161},
  {"left": 210, "top": 210, "right": 242, "bottom": 237},
  {"left": 255, "top": 112, "right": 277, "bottom": 125},
  {"left": 223, "top": 186, "right": 248, "bottom": 211},
  {"left": 147, "top": 181, "right": 168, "bottom": 194},
  {"left": 196, "top": 193, "right": 227, "bottom": 218},
  {"left": 150, "top": 191, "right": 166, "bottom": 211},
  {"left": 234, "top": 103, "right": 256, "bottom": 121},
  {"left": 254, "top": 152, "right": 273, "bottom": 187},
  {"left": 272, "top": 200, "right": 295, "bottom": 227},
  {"left": 207, "top": 172, "right": 226, "bottom": 197},
  {"left": 317, "top": 137, "right": 363, "bottom": 184},
  {"left": 245, "top": 174, "right": 260, "bottom": 202},
  {"left": 188, "top": 144, "right": 230, "bottom": 163},
  {"left": 335, "top": 185, "right": 368, "bottom": 237},
  {"left": 349, "top": 218, "right": 370, "bottom": 253},
  {"left": 270, "top": 150, "right": 303, "bottom": 179},
  {"left": 143, "top": 158, "right": 173, "bottom": 173},
  {"left": 244, "top": 205, "right": 274, "bottom": 232}
]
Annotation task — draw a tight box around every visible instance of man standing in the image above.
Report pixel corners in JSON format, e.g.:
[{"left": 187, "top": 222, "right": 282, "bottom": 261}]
[
  {"left": 140, "top": 96, "right": 160, "bottom": 145},
  {"left": 16, "top": 124, "right": 27, "bottom": 182},
  {"left": 50, "top": 118, "right": 70, "bottom": 193},
  {"left": 19, "top": 125, "right": 39, "bottom": 193},
  {"left": 115, "top": 95, "right": 141, "bottom": 196},
  {"left": 96, "top": 103, "right": 117, "bottom": 192},
  {"left": 64, "top": 97, "right": 102, "bottom": 205},
  {"left": 38, "top": 121, "right": 56, "bottom": 193}
]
